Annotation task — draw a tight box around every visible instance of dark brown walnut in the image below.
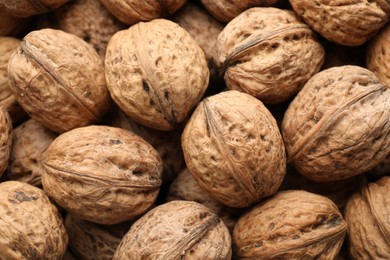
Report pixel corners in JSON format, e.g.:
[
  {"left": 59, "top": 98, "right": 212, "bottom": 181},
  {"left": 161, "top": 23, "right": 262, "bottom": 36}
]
[
  {"left": 171, "top": 2, "right": 225, "bottom": 90},
  {"left": 200, "top": 0, "right": 280, "bottom": 22},
  {"left": 182, "top": 90, "right": 286, "bottom": 208},
  {"left": 42, "top": 125, "right": 163, "bottom": 225},
  {"left": 7, "top": 119, "right": 57, "bottom": 187},
  {"left": 289, "top": 0, "right": 390, "bottom": 46},
  {"left": 0, "top": 0, "right": 69, "bottom": 17},
  {"left": 7, "top": 28, "right": 111, "bottom": 133},
  {"left": 233, "top": 190, "right": 347, "bottom": 259},
  {"left": 367, "top": 24, "right": 390, "bottom": 87},
  {"left": 0, "top": 107, "right": 12, "bottom": 178},
  {"left": 282, "top": 65, "right": 390, "bottom": 182},
  {"left": 167, "top": 168, "right": 240, "bottom": 233},
  {"left": 100, "top": 0, "right": 186, "bottom": 25},
  {"left": 105, "top": 19, "right": 209, "bottom": 131},
  {"left": 113, "top": 200, "right": 232, "bottom": 259},
  {"left": 0, "top": 181, "right": 68, "bottom": 259},
  {"left": 108, "top": 107, "right": 184, "bottom": 184},
  {"left": 216, "top": 7, "right": 325, "bottom": 104},
  {"left": 0, "top": 37, "right": 28, "bottom": 125},
  {"left": 345, "top": 176, "right": 390, "bottom": 259},
  {"left": 0, "top": 10, "right": 34, "bottom": 37},
  {"left": 65, "top": 214, "right": 132, "bottom": 260}
]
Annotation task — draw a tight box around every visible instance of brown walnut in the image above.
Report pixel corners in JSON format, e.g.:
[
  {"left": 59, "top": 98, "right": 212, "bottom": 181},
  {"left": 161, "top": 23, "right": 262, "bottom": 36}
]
[
  {"left": 282, "top": 65, "right": 390, "bottom": 182},
  {"left": 0, "top": 0, "right": 69, "bottom": 17},
  {"left": 105, "top": 19, "right": 209, "bottom": 130},
  {"left": 181, "top": 90, "right": 286, "bottom": 208},
  {"left": 0, "top": 107, "right": 12, "bottom": 178},
  {"left": 113, "top": 200, "right": 232, "bottom": 259},
  {"left": 216, "top": 7, "right": 325, "bottom": 104},
  {"left": 42, "top": 125, "right": 163, "bottom": 225},
  {"left": 233, "top": 190, "right": 347, "bottom": 259}
]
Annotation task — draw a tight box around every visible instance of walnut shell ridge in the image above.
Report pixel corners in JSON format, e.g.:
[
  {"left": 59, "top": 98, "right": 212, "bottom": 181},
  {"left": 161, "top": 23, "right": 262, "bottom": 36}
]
[
  {"left": 113, "top": 200, "right": 232, "bottom": 260},
  {"left": 42, "top": 125, "right": 163, "bottom": 225},
  {"left": 216, "top": 7, "right": 325, "bottom": 104},
  {"left": 233, "top": 190, "right": 347, "bottom": 259},
  {"left": 282, "top": 65, "right": 390, "bottom": 182},
  {"left": 182, "top": 90, "right": 286, "bottom": 208},
  {"left": 0, "top": 181, "right": 68, "bottom": 259},
  {"left": 105, "top": 19, "right": 209, "bottom": 131}
]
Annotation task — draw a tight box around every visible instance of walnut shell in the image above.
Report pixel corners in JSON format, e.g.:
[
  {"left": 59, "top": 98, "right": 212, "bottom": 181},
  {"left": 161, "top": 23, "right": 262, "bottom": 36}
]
[
  {"left": 0, "top": 107, "right": 12, "bottom": 178},
  {"left": 42, "top": 125, "right": 163, "bottom": 224},
  {"left": 0, "top": 181, "right": 68, "bottom": 259},
  {"left": 65, "top": 214, "right": 132, "bottom": 260},
  {"left": 182, "top": 90, "right": 286, "bottom": 208},
  {"left": 367, "top": 24, "right": 390, "bottom": 87},
  {"left": 167, "top": 168, "right": 240, "bottom": 233},
  {"left": 7, "top": 28, "right": 111, "bottom": 133},
  {"left": 216, "top": 7, "right": 325, "bottom": 104},
  {"left": 0, "top": 9, "right": 33, "bottom": 37},
  {"left": 345, "top": 176, "right": 390, "bottom": 259},
  {"left": 100, "top": 0, "right": 186, "bottom": 25},
  {"left": 200, "top": 0, "right": 280, "bottom": 22},
  {"left": 113, "top": 200, "right": 232, "bottom": 259},
  {"left": 233, "top": 190, "right": 347, "bottom": 259},
  {"left": 282, "top": 65, "right": 390, "bottom": 182},
  {"left": 0, "top": 0, "right": 69, "bottom": 17},
  {"left": 0, "top": 37, "right": 28, "bottom": 125},
  {"left": 289, "top": 0, "right": 390, "bottom": 46},
  {"left": 105, "top": 19, "right": 209, "bottom": 130},
  {"left": 7, "top": 119, "right": 57, "bottom": 187}
]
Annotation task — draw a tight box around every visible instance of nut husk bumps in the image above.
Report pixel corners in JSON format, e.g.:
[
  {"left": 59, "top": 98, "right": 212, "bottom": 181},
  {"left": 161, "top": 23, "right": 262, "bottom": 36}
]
[
  {"left": 42, "top": 125, "right": 163, "bottom": 224},
  {"left": 233, "top": 190, "right": 347, "bottom": 259},
  {"left": 282, "top": 65, "right": 390, "bottom": 182},
  {"left": 182, "top": 90, "right": 286, "bottom": 208}
]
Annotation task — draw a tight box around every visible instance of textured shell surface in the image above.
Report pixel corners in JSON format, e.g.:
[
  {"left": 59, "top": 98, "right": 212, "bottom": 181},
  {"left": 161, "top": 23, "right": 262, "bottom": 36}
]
[{"left": 0, "top": 107, "right": 12, "bottom": 178}]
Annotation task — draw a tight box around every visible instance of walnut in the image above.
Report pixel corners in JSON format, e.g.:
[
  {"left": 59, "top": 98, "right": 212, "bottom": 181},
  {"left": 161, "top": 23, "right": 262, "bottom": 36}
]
[
  {"left": 181, "top": 90, "right": 286, "bottom": 208},
  {"left": 105, "top": 19, "right": 209, "bottom": 131},
  {"left": 65, "top": 214, "right": 132, "bottom": 260},
  {"left": 0, "top": 9, "right": 33, "bottom": 37},
  {"left": 289, "top": 0, "right": 390, "bottom": 46},
  {"left": 7, "top": 119, "right": 57, "bottom": 187},
  {"left": 0, "top": 37, "right": 28, "bottom": 125},
  {"left": 200, "top": 0, "right": 280, "bottom": 22},
  {"left": 100, "top": 0, "right": 186, "bottom": 25},
  {"left": 367, "top": 24, "right": 390, "bottom": 87},
  {"left": 167, "top": 168, "right": 241, "bottom": 233},
  {"left": 113, "top": 200, "right": 232, "bottom": 259},
  {"left": 7, "top": 28, "right": 111, "bottom": 133},
  {"left": 0, "top": 0, "right": 69, "bottom": 17},
  {"left": 233, "top": 190, "right": 347, "bottom": 259},
  {"left": 215, "top": 7, "right": 325, "bottom": 104},
  {"left": 345, "top": 176, "right": 390, "bottom": 259},
  {"left": 0, "top": 107, "right": 12, "bottom": 178},
  {"left": 0, "top": 181, "right": 68, "bottom": 259},
  {"left": 282, "top": 65, "right": 390, "bottom": 182},
  {"left": 42, "top": 125, "right": 163, "bottom": 225}
]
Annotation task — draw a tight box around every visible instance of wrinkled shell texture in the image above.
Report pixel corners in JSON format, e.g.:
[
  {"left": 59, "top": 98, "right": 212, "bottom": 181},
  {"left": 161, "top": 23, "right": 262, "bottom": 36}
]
[
  {"left": 0, "top": 37, "right": 27, "bottom": 124},
  {"left": 167, "top": 168, "right": 238, "bottom": 232},
  {"left": 200, "top": 0, "right": 280, "bottom": 22},
  {"left": 7, "top": 28, "right": 111, "bottom": 133},
  {"left": 289, "top": 0, "right": 390, "bottom": 46},
  {"left": 65, "top": 214, "right": 131, "bottom": 260},
  {"left": 0, "top": 181, "right": 68, "bottom": 259},
  {"left": 0, "top": 108, "right": 12, "bottom": 177},
  {"left": 367, "top": 24, "right": 390, "bottom": 87},
  {"left": 105, "top": 19, "right": 209, "bottom": 130},
  {"left": 233, "top": 190, "right": 347, "bottom": 259},
  {"left": 113, "top": 200, "right": 232, "bottom": 259},
  {"left": 216, "top": 7, "right": 325, "bottom": 104},
  {"left": 182, "top": 90, "right": 286, "bottom": 208},
  {"left": 0, "top": 0, "right": 69, "bottom": 17},
  {"left": 345, "top": 176, "right": 390, "bottom": 259},
  {"left": 282, "top": 65, "right": 390, "bottom": 182},
  {"left": 54, "top": 0, "right": 126, "bottom": 58},
  {"left": 42, "top": 125, "right": 163, "bottom": 224},
  {"left": 100, "top": 0, "right": 187, "bottom": 25},
  {"left": 7, "top": 119, "right": 57, "bottom": 187}
]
